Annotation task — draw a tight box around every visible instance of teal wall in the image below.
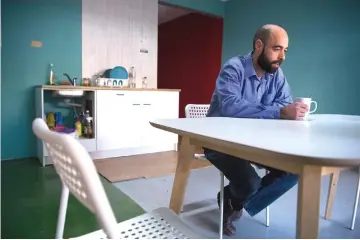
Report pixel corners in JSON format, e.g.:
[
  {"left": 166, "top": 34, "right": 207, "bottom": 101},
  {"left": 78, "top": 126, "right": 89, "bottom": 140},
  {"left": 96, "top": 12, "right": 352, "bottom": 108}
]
[
  {"left": 160, "top": 0, "right": 225, "bottom": 17},
  {"left": 1, "top": 0, "right": 82, "bottom": 160},
  {"left": 0, "top": 0, "right": 2, "bottom": 160},
  {"left": 4, "top": 0, "right": 358, "bottom": 160},
  {"left": 222, "top": 0, "right": 360, "bottom": 115},
  {"left": 0, "top": 0, "right": 222, "bottom": 160}
]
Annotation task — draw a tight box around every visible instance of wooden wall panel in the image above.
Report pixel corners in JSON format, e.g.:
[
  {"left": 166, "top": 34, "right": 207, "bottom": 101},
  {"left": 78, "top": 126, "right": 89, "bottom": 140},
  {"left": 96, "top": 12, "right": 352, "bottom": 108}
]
[{"left": 82, "top": 0, "right": 158, "bottom": 88}]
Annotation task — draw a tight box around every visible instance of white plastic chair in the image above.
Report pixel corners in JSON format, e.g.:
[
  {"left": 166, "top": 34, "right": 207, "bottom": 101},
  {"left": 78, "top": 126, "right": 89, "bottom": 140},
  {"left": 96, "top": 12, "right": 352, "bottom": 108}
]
[
  {"left": 350, "top": 167, "right": 360, "bottom": 230},
  {"left": 327, "top": 167, "right": 360, "bottom": 231},
  {"left": 32, "top": 118, "right": 204, "bottom": 239},
  {"left": 184, "top": 104, "right": 270, "bottom": 239}
]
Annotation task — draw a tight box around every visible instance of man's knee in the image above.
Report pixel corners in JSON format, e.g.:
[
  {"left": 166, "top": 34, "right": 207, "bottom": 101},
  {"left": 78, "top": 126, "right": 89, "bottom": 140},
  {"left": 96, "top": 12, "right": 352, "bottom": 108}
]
[
  {"left": 230, "top": 176, "right": 262, "bottom": 200},
  {"left": 261, "top": 170, "right": 299, "bottom": 189},
  {"left": 278, "top": 171, "right": 299, "bottom": 184},
  {"left": 285, "top": 173, "right": 299, "bottom": 187}
]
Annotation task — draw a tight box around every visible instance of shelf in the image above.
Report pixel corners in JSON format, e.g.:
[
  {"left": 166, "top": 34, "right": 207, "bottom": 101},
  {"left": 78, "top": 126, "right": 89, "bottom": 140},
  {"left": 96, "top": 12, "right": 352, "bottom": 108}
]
[
  {"left": 36, "top": 85, "right": 181, "bottom": 92},
  {"left": 78, "top": 136, "right": 95, "bottom": 140},
  {"left": 77, "top": 137, "right": 97, "bottom": 152}
]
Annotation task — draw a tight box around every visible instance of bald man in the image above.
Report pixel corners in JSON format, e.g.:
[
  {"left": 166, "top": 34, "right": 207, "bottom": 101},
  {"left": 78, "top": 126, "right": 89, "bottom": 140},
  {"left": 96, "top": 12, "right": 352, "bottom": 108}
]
[{"left": 204, "top": 24, "right": 309, "bottom": 235}]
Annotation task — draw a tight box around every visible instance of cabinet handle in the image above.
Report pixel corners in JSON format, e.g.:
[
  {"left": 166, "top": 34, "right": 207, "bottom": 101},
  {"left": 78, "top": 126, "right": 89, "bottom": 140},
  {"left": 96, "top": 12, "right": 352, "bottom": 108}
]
[
  {"left": 116, "top": 93, "right": 124, "bottom": 96},
  {"left": 132, "top": 103, "right": 141, "bottom": 106},
  {"left": 143, "top": 103, "right": 151, "bottom": 106}
]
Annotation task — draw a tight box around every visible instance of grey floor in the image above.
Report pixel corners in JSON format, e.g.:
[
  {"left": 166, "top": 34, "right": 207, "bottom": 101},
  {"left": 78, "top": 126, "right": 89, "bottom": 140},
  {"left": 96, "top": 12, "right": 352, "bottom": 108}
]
[{"left": 114, "top": 166, "right": 360, "bottom": 239}]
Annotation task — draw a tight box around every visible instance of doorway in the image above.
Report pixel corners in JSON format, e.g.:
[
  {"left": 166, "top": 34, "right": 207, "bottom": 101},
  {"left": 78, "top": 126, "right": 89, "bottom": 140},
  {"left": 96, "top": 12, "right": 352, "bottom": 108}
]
[{"left": 157, "top": 3, "right": 224, "bottom": 118}]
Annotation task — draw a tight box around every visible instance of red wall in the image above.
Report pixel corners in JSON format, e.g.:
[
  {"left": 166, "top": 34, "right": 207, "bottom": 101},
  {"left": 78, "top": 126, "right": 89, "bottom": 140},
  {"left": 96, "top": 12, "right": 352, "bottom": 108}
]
[{"left": 158, "top": 13, "right": 223, "bottom": 118}]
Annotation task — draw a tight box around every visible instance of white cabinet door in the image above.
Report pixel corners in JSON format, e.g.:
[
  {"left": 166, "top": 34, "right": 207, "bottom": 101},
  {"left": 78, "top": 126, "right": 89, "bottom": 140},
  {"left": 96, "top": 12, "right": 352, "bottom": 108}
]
[
  {"left": 141, "top": 91, "right": 179, "bottom": 147},
  {"left": 154, "top": 91, "right": 179, "bottom": 118},
  {"left": 140, "top": 91, "right": 161, "bottom": 146},
  {"left": 154, "top": 91, "right": 179, "bottom": 145},
  {"left": 97, "top": 90, "right": 143, "bottom": 151}
]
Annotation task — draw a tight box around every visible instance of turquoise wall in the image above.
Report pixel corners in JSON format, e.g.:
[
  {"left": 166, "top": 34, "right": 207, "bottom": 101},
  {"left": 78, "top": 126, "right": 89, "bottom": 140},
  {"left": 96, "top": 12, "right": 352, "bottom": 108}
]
[
  {"left": 0, "top": 0, "right": 222, "bottom": 160},
  {"left": 0, "top": 0, "right": 2, "bottom": 160},
  {"left": 1, "top": 0, "right": 82, "bottom": 160},
  {"left": 160, "top": 0, "right": 225, "bottom": 17},
  {"left": 5, "top": 0, "right": 358, "bottom": 160},
  {"left": 222, "top": 0, "right": 360, "bottom": 115}
]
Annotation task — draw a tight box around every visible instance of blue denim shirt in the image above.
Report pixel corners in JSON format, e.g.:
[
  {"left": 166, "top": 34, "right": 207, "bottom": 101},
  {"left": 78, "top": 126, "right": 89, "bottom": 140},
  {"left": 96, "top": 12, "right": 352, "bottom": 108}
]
[{"left": 207, "top": 52, "right": 293, "bottom": 119}]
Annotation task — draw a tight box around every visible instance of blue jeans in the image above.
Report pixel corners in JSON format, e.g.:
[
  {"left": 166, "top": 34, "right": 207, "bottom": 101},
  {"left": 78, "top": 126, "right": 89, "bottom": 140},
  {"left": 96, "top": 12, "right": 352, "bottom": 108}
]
[{"left": 204, "top": 148, "right": 299, "bottom": 217}]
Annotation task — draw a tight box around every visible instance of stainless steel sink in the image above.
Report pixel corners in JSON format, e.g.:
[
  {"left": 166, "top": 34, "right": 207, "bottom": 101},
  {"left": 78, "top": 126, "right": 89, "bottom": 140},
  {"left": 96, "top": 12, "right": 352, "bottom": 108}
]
[{"left": 53, "top": 90, "right": 84, "bottom": 97}]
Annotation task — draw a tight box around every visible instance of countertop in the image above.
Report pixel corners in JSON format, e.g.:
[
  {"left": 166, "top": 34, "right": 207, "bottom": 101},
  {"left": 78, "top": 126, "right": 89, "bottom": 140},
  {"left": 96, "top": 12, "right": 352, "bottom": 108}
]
[{"left": 36, "top": 85, "right": 181, "bottom": 92}]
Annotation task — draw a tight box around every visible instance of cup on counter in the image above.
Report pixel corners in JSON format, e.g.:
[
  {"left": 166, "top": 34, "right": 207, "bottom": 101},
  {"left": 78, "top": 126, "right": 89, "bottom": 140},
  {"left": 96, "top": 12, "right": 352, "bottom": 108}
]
[
  {"left": 96, "top": 78, "right": 107, "bottom": 86},
  {"left": 117, "top": 79, "right": 129, "bottom": 88},
  {"left": 96, "top": 78, "right": 129, "bottom": 87},
  {"left": 109, "top": 79, "right": 129, "bottom": 88}
]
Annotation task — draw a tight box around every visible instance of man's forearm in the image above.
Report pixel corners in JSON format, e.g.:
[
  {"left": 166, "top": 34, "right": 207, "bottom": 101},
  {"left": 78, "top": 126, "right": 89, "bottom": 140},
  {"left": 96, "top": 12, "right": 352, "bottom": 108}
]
[{"left": 220, "top": 98, "right": 281, "bottom": 119}]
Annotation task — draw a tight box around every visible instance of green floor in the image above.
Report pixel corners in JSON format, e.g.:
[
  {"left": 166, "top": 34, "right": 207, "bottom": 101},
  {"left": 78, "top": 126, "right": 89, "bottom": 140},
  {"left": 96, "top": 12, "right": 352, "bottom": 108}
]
[{"left": 1, "top": 158, "right": 145, "bottom": 239}]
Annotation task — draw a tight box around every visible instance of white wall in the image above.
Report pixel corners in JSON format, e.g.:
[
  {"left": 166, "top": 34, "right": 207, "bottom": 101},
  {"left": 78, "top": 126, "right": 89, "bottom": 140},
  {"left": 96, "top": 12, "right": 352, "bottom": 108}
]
[{"left": 82, "top": 0, "right": 158, "bottom": 88}]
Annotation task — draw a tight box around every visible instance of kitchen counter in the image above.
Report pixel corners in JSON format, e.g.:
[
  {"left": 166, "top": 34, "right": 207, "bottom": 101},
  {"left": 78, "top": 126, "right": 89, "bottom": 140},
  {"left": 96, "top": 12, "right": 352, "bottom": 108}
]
[
  {"left": 36, "top": 85, "right": 181, "bottom": 92},
  {"left": 35, "top": 84, "right": 180, "bottom": 166}
]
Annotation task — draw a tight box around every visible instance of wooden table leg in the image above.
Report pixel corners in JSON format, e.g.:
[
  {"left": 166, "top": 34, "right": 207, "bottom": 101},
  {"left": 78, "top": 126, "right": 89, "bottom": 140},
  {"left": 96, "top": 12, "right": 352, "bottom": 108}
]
[
  {"left": 325, "top": 172, "right": 340, "bottom": 220},
  {"left": 169, "top": 136, "right": 195, "bottom": 214},
  {"left": 296, "top": 165, "right": 322, "bottom": 239}
]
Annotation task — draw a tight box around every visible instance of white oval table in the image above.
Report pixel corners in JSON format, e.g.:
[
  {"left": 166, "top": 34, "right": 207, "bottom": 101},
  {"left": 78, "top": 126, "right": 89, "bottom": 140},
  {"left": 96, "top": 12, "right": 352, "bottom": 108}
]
[{"left": 150, "top": 114, "right": 360, "bottom": 239}]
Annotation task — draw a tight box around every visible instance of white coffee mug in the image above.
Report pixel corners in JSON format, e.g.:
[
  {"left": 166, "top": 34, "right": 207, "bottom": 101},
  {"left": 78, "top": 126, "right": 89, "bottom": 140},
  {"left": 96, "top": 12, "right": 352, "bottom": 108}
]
[{"left": 294, "top": 97, "right": 317, "bottom": 120}]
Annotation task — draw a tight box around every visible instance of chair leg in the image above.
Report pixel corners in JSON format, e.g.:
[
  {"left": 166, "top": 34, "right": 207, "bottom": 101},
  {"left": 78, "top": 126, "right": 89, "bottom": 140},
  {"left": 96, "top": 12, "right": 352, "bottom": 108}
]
[
  {"left": 265, "top": 206, "right": 270, "bottom": 227},
  {"left": 350, "top": 167, "right": 360, "bottom": 230},
  {"left": 265, "top": 169, "right": 270, "bottom": 227},
  {"left": 56, "top": 185, "right": 70, "bottom": 239},
  {"left": 219, "top": 171, "right": 224, "bottom": 239},
  {"left": 325, "top": 172, "right": 340, "bottom": 220}
]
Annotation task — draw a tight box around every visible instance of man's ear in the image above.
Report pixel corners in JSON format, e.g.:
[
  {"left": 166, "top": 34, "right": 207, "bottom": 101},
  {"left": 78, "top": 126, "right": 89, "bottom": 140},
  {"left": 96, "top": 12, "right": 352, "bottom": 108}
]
[{"left": 255, "top": 39, "right": 264, "bottom": 51}]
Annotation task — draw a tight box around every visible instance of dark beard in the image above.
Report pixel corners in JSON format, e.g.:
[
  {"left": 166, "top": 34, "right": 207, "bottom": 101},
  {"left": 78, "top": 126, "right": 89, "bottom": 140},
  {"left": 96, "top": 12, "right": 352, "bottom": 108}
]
[{"left": 257, "top": 49, "right": 282, "bottom": 73}]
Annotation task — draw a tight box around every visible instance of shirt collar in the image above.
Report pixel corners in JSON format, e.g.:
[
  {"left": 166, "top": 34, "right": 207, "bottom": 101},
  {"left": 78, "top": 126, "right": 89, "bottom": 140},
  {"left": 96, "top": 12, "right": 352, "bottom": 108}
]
[
  {"left": 244, "top": 51, "right": 274, "bottom": 80},
  {"left": 244, "top": 51, "right": 257, "bottom": 79}
]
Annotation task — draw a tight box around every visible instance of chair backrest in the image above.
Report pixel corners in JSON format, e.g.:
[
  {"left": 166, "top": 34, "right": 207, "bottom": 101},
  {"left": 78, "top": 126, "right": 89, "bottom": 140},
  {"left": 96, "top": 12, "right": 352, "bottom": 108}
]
[
  {"left": 32, "top": 118, "right": 119, "bottom": 238},
  {"left": 185, "top": 104, "right": 210, "bottom": 118}
]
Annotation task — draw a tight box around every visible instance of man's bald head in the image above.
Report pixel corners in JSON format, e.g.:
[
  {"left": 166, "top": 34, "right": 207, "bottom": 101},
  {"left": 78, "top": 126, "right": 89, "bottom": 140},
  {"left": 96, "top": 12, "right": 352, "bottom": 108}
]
[{"left": 252, "top": 24, "right": 288, "bottom": 50}]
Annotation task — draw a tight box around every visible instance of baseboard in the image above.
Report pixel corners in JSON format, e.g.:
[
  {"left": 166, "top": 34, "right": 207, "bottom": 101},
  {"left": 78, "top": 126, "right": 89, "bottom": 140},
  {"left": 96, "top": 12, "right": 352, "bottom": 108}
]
[
  {"left": 91, "top": 143, "right": 176, "bottom": 160},
  {"left": 41, "top": 143, "right": 177, "bottom": 166}
]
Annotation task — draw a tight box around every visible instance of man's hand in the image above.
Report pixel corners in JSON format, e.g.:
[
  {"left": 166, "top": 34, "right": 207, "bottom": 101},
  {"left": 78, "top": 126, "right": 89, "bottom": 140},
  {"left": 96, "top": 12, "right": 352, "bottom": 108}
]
[{"left": 280, "top": 102, "right": 309, "bottom": 120}]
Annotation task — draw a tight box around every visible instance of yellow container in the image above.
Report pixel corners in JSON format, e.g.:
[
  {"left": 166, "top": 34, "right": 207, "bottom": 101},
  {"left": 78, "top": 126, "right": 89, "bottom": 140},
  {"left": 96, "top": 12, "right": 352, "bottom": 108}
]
[{"left": 75, "top": 120, "right": 82, "bottom": 137}]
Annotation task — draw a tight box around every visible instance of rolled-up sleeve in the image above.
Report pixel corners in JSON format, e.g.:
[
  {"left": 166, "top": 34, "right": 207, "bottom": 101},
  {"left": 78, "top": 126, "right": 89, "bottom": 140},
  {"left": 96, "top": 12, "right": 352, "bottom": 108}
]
[{"left": 216, "top": 62, "right": 281, "bottom": 119}]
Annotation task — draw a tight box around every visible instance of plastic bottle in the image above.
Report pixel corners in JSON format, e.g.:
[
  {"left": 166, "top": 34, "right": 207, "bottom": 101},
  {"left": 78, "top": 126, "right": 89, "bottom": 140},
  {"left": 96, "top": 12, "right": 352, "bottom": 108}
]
[
  {"left": 129, "top": 67, "right": 136, "bottom": 88},
  {"left": 49, "top": 63, "right": 55, "bottom": 85},
  {"left": 142, "top": 77, "right": 148, "bottom": 88},
  {"left": 75, "top": 118, "right": 82, "bottom": 137},
  {"left": 84, "top": 117, "right": 93, "bottom": 138}
]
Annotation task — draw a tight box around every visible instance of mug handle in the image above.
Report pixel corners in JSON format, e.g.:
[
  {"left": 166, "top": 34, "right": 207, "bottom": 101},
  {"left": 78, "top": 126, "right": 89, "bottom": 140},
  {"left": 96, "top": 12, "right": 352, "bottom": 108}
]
[{"left": 309, "top": 101, "right": 317, "bottom": 113}]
